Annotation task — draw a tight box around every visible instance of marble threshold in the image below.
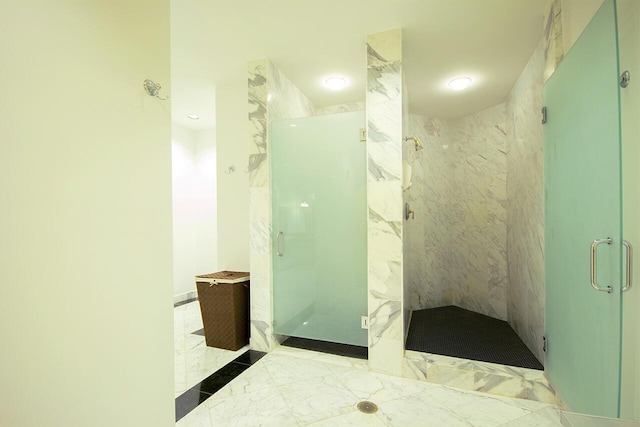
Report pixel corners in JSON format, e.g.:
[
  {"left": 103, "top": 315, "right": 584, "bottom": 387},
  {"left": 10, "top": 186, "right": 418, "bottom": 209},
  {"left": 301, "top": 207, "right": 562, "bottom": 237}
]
[{"left": 403, "top": 350, "right": 564, "bottom": 407}]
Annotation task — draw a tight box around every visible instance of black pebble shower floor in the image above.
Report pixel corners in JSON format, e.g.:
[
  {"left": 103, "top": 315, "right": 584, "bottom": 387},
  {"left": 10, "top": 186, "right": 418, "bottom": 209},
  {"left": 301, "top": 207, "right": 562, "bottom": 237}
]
[{"left": 405, "top": 306, "right": 543, "bottom": 370}]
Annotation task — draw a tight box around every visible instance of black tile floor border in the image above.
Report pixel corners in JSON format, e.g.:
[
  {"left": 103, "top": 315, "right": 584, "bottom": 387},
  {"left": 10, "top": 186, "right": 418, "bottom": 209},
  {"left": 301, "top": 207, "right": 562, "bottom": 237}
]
[
  {"left": 174, "top": 297, "right": 198, "bottom": 308},
  {"left": 175, "top": 350, "right": 266, "bottom": 422},
  {"left": 281, "top": 336, "right": 368, "bottom": 360},
  {"left": 405, "top": 306, "right": 543, "bottom": 370}
]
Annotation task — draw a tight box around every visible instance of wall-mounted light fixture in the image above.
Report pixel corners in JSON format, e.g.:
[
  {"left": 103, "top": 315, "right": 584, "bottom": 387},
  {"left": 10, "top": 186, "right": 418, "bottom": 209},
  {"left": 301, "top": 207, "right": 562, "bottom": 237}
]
[{"left": 143, "top": 79, "right": 169, "bottom": 100}]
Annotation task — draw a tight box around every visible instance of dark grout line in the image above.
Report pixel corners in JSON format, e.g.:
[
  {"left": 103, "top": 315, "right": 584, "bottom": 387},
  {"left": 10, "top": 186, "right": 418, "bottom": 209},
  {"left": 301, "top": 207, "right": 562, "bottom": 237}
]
[
  {"left": 174, "top": 349, "right": 267, "bottom": 422},
  {"left": 281, "top": 336, "right": 368, "bottom": 360},
  {"left": 174, "top": 297, "right": 198, "bottom": 308},
  {"left": 231, "top": 349, "right": 268, "bottom": 366},
  {"left": 175, "top": 389, "right": 211, "bottom": 422}
]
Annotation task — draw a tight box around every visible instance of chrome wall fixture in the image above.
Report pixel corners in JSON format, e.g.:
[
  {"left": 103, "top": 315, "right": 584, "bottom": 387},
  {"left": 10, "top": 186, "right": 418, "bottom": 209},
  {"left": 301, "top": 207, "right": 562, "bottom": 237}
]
[
  {"left": 143, "top": 79, "right": 169, "bottom": 100},
  {"left": 620, "top": 70, "right": 631, "bottom": 88},
  {"left": 404, "top": 136, "right": 423, "bottom": 151},
  {"left": 404, "top": 202, "right": 415, "bottom": 220}
]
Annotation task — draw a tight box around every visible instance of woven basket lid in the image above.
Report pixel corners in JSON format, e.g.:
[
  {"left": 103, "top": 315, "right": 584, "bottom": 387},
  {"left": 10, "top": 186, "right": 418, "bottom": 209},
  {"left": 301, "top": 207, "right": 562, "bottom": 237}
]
[{"left": 195, "top": 270, "right": 249, "bottom": 284}]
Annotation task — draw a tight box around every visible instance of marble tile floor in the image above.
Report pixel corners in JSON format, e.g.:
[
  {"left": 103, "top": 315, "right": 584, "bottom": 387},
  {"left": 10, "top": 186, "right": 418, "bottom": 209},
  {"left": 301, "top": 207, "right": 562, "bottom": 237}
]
[
  {"left": 174, "top": 300, "right": 249, "bottom": 397},
  {"left": 174, "top": 300, "right": 567, "bottom": 426},
  {"left": 176, "top": 343, "right": 565, "bottom": 426}
]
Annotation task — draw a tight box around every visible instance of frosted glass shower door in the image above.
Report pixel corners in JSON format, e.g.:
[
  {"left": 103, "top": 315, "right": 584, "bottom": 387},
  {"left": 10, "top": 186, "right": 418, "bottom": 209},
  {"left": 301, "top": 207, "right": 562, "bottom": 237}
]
[
  {"left": 271, "top": 111, "right": 367, "bottom": 347},
  {"left": 544, "top": 0, "right": 623, "bottom": 417}
]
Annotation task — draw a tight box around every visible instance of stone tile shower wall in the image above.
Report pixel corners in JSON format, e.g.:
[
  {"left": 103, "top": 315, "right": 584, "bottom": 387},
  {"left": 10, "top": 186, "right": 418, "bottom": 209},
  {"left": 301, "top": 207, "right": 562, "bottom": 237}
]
[
  {"left": 247, "top": 59, "right": 315, "bottom": 352},
  {"left": 405, "top": 115, "right": 454, "bottom": 311},
  {"left": 506, "top": 41, "right": 545, "bottom": 362},
  {"left": 366, "top": 29, "right": 405, "bottom": 376},
  {"left": 449, "top": 104, "right": 508, "bottom": 320},
  {"left": 404, "top": 105, "right": 508, "bottom": 321}
]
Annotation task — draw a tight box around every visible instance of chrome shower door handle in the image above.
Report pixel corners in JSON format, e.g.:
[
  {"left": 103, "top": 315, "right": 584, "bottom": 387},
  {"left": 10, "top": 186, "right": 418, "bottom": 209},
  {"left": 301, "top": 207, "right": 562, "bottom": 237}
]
[
  {"left": 276, "top": 231, "right": 284, "bottom": 257},
  {"left": 590, "top": 237, "right": 613, "bottom": 293},
  {"left": 623, "top": 240, "right": 633, "bottom": 292}
]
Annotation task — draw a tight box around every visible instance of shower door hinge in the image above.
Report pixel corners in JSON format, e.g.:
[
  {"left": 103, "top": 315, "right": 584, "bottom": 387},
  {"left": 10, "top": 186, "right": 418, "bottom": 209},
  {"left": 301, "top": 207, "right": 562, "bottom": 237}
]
[
  {"left": 541, "top": 107, "right": 547, "bottom": 124},
  {"left": 361, "top": 316, "right": 369, "bottom": 329},
  {"left": 359, "top": 128, "right": 367, "bottom": 142},
  {"left": 543, "top": 335, "right": 547, "bottom": 352},
  {"left": 620, "top": 70, "right": 631, "bottom": 88}
]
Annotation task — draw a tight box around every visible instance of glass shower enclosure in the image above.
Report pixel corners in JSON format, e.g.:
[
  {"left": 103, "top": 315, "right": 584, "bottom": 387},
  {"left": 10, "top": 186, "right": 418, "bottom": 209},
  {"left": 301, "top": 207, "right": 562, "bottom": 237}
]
[
  {"left": 544, "top": 0, "right": 624, "bottom": 417},
  {"left": 271, "top": 111, "right": 367, "bottom": 347}
]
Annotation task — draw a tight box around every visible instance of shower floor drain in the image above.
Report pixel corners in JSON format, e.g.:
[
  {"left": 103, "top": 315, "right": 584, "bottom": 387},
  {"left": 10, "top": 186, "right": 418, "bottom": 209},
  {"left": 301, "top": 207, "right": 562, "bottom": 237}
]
[{"left": 357, "top": 401, "right": 378, "bottom": 414}]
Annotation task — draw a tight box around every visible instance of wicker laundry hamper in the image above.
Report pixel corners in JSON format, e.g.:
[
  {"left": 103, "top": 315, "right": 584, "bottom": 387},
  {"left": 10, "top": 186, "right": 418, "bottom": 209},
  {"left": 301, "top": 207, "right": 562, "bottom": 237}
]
[{"left": 195, "top": 271, "right": 250, "bottom": 351}]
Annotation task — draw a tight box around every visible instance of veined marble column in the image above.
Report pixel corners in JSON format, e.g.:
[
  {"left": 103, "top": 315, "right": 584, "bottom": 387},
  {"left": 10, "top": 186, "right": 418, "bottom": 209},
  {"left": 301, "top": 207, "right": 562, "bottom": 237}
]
[
  {"left": 248, "top": 60, "right": 273, "bottom": 352},
  {"left": 366, "top": 29, "right": 405, "bottom": 376}
]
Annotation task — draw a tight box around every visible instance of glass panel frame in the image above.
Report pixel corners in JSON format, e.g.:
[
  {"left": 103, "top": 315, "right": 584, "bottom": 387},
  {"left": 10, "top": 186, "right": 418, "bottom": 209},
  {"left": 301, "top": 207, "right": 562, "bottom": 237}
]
[
  {"left": 544, "top": 0, "right": 623, "bottom": 417},
  {"left": 271, "top": 111, "right": 368, "bottom": 347}
]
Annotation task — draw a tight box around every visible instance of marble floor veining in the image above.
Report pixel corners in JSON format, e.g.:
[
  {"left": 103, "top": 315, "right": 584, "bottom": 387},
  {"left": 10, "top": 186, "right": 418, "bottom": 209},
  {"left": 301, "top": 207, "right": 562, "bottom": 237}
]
[
  {"left": 176, "top": 346, "right": 564, "bottom": 426},
  {"left": 174, "top": 300, "right": 248, "bottom": 397},
  {"left": 174, "top": 301, "right": 565, "bottom": 426}
]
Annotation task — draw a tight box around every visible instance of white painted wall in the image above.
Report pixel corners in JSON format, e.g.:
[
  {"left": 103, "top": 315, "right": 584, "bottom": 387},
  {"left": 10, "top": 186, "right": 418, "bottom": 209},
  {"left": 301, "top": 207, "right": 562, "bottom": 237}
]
[
  {"left": 173, "top": 126, "right": 198, "bottom": 295},
  {"left": 172, "top": 126, "right": 218, "bottom": 297},
  {"left": 216, "top": 79, "right": 250, "bottom": 271},
  {"left": 194, "top": 129, "right": 219, "bottom": 275},
  {"left": 0, "top": 2, "right": 173, "bottom": 426}
]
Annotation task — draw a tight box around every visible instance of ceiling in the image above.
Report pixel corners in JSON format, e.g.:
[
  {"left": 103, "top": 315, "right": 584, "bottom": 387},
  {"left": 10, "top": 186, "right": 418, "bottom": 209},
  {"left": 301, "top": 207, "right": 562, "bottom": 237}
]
[{"left": 171, "top": 0, "right": 547, "bottom": 131}]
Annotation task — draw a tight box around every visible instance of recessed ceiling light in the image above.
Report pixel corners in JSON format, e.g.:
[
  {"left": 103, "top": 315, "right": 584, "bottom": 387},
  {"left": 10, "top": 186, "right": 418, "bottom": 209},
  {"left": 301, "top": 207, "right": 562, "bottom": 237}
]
[
  {"left": 187, "top": 114, "right": 200, "bottom": 120},
  {"left": 324, "top": 76, "right": 348, "bottom": 91},
  {"left": 448, "top": 77, "right": 472, "bottom": 91}
]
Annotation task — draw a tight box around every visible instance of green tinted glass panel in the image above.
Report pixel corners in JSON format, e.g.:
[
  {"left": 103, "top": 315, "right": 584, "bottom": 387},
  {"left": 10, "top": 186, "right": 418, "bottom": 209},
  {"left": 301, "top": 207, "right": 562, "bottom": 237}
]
[
  {"left": 271, "top": 111, "right": 367, "bottom": 346},
  {"left": 544, "top": 0, "right": 623, "bottom": 417}
]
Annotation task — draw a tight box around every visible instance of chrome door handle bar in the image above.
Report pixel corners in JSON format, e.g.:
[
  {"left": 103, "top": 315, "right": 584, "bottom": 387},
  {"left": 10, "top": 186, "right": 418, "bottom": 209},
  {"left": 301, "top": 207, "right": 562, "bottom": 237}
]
[
  {"left": 276, "top": 231, "right": 284, "bottom": 257},
  {"left": 590, "top": 237, "right": 613, "bottom": 293},
  {"left": 623, "top": 240, "right": 633, "bottom": 292}
]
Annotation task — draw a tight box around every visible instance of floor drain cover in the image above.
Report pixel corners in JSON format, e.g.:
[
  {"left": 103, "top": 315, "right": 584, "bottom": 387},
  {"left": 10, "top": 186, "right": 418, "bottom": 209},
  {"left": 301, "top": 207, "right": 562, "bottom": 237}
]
[{"left": 357, "top": 401, "right": 378, "bottom": 414}]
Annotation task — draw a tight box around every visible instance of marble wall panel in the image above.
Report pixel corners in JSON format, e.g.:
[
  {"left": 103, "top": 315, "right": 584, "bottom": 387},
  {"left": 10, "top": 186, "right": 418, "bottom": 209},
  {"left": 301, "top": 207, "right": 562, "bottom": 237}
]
[
  {"left": 248, "top": 61, "right": 269, "bottom": 188},
  {"left": 248, "top": 60, "right": 272, "bottom": 352},
  {"left": 506, "top": 41, "right": 546, "bottom": 362},
  {"left": 367, "top": 29, "right": 404, "bottom": 376},
  {"left": 402, "top": 72, "right": 411, "bottom": 337},
  {"left": 543, "top": 0, "right": 564, "bottom": 82},
  {"left": 451, "top": 102, "right": 509, "bottom": 322},
  {"left": 406, "top": 104, "right": 508, "bottom": 321},
  {"left": 248, "top": 186, "right": 272, "bottom": 351},
  {"left": 405, "top": 114, "right": 453, "bottom": 312},
  {"left": 315, "top": 102, "right": 365, "bottom": 116},
  {"left": 266, "top": 61, "right": 316, "bottom": 121}
]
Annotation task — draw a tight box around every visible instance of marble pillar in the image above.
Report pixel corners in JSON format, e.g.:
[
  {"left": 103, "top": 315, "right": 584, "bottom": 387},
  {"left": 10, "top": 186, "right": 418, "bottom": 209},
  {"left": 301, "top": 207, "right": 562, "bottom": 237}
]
[{"left": 366, "top": 29, "right": 405, "bottom": 376}]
